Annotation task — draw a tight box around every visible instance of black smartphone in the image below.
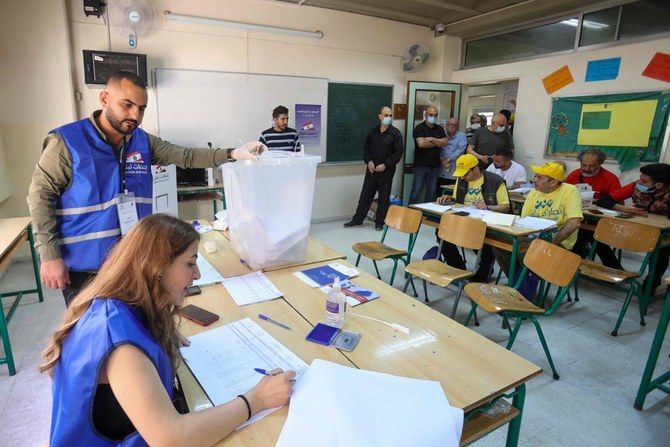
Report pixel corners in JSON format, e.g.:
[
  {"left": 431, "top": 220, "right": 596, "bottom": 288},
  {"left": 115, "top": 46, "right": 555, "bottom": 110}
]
[
  {"left": 616, "top": 213, "right": 634, "bottom": 219},
  {"left": 185, "top": 285, "right": 201, "bottom": 297},
  {"left": 453, "top": 211, "right": 470, "bottom": 216},
  {"left": 179, "top": 305, "right": 219, "bottom": 326}
]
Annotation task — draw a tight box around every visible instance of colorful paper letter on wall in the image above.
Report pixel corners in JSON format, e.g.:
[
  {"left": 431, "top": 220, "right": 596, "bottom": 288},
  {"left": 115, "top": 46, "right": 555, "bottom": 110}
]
[
  {"left": 642, "top": 52, "right": 670, "bottom": 83},
  {"left": 542, "top": 65, "right": 574, "bottom": 94},
  {"left": 577, "top": 100, "right": 657, "bottom": 147},
  {"left": 585, "top": 57, "right": 621, "bottom": 82}
]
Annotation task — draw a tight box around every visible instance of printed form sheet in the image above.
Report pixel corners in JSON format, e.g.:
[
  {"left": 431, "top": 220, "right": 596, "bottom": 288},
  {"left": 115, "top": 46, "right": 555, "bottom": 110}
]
[{"left": 180, "top": 318, "right": 307, "bottom": 427}]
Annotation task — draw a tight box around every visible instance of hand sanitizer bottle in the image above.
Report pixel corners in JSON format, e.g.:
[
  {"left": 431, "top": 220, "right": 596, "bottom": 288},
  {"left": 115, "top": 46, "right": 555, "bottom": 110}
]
[{"left": 325, "top": 276, "right": 346, "bottom": 328}]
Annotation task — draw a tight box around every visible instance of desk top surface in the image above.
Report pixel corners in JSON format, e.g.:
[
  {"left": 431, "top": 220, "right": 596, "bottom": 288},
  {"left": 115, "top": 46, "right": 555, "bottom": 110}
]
[
  {"left": 411, "top": 203, "right": 545, "bottom": 237},
  {"left": 0, "top": 217, "right": 31, "bottom": 257},
  {"left": 178, "top": 230, "right": 542, "bottom": 446},
  {"left": 583, "top": 209, "right": 670, "bottom": 230}
]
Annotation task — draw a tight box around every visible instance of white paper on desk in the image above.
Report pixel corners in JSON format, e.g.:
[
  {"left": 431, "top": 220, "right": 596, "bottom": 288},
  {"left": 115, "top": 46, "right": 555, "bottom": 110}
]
[
  {"left": 277, "top": 359, "right": 463, "bottom": 447},
  {"left": 509, "top": 186, "right": 533, "bottom": 195},
  {"left": 482, "top": 212, "right": 517, "bottom": 227},
  {"left": 415, "top": 202, "right": 452, "bottom": 213},
  {"left": 180, "top": 318, "right": 307, "bottom": 428},
  {"left": 222, "top": 271, "right": 283, "bottom": 306},
  {"left": 192, "top": 255, "right": 226, "bottom": 286},
  {"left": 455, "top": 206, "right": 487, "bottom": 219},
  {"left": 590, "top": 207, "right": 619, "bottom": 216},
  {"left": 514, "top": 216, "right": 556, "bottom": 230}
]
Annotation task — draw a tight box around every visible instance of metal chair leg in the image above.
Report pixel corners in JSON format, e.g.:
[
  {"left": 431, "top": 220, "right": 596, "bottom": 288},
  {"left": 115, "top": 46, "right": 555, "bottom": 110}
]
[
  {"left": 612, "top": 283, "right": 637, "bottom": 336},
  {"left": 372, "top": 260, "right": 382, "bottom": 280},
  {"left": 389, "top": 260, "right": 399, "bottom": 286},
  {"left": 505, "top": 315, "right": 523, "bottom": 349},
  {"left": 402, "top": 276, "right": 412, "bottom": 293},
  {"left": 529, "top": 315, "right": 560, "bottom": 380},
  {"left": 355, "top": 253, "right": 362, "bottom": 266},
  {"left": 450, "top": 283, "right": 463, "bottom": 319},
  {"left": 422, "top": 279, "right": 429, "bottom": 303},
  {"left": 464, "top": 302, "right": 478, "bottom": 326}
]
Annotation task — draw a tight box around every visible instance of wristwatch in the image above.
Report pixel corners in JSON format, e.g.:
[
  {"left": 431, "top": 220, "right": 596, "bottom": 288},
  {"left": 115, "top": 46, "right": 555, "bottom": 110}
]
[{"left": 226, "top": 148, "right": 236, "bottom": 162}]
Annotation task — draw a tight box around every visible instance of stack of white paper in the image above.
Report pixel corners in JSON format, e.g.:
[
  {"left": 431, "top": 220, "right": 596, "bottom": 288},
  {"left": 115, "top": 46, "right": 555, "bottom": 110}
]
[
  {"left": 415, "top": 202, "right": 452, "bottom": 213},
  {"left": 277, "top": 359, "right": 463, "bottom": 447},
  {"left": 180, "top": 318, "right": 307, "bottom": 428},
  {"left": 514, "top": 216, "right": 556, "bottom": 230},
  {"left": 222, "top": 271, "right": 283, "bottom": 306}
]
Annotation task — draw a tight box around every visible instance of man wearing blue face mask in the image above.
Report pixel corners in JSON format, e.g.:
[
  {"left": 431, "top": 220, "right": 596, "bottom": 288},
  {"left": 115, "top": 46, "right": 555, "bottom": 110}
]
[
  {"left": 467, "top": 112, "right": 514, "bottom": 168},
  {"left": 594, "top": 163, "right": 670, "bottom": 294},
  {"left": 409, "top": 106, "right": 449, "bottom": 204},
  {"left": 344, "top": 106, "right": 404, "bottom": 231}
]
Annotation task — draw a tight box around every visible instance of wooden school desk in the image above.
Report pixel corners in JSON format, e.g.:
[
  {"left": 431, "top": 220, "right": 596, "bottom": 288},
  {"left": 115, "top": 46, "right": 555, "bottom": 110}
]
[
  {"left": 179, "top": 236, "right": 542, "bottom": 446},
  {"left": 0, "top": 217, "right": 43, "bottom": 375},
  {"left": 411, "top": 203, "right": 552, "bottom": 285}
]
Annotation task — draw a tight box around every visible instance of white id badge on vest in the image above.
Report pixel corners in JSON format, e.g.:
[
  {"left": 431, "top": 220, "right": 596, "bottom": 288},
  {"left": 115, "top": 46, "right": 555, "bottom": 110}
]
[{"left": 117, "top": 192, "right": 139, "bottom": 235}]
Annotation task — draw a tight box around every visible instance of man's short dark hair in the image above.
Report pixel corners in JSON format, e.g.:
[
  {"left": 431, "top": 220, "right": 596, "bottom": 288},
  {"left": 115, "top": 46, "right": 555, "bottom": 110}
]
[
  {"left": 107, "top": 71, "right": 147, "bottom": 89},
  {"left": 577, "top": 148, "right": 606, "bottom": 165},
  {"left": 640, "top": 163, "right": 670, "bottom": 186},
  {"left": 499, "top": 109, "right": 512, "bottom": 121},
  {"left": 273, "top": 105, "right": 289, "bottom": 118},
  {"left": 494, "top": 149, "right": 514, "bottom": 159}
]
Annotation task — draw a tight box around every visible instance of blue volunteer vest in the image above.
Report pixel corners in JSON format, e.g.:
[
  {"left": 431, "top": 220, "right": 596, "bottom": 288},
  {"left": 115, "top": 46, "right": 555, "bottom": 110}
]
[
  {"left": 54, "top": 118, "right": 153, "bottom": 271},
  {"left": 50, "top": 299, "right": 174, "bottom": 447}
]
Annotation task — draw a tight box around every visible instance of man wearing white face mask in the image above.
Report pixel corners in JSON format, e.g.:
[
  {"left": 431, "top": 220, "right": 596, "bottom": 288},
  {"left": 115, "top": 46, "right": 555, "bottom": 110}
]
[
  {"left": 593, "top": 163, "right": 670, "bottom": 293},
  {"left": 467, "top": 112, "right": 514, "bottom": 168},
  {"left": 409, "top": 106, "right": 449, "bottom": 204},
  {"left": 344, "top": 106, "right": 404, "bottom": 231}
]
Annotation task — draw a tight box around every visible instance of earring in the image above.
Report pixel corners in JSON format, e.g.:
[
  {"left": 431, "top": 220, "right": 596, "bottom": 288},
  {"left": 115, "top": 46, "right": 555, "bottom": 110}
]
[{"left": 158, "top": 274, "right": 163, "bottom": 280}]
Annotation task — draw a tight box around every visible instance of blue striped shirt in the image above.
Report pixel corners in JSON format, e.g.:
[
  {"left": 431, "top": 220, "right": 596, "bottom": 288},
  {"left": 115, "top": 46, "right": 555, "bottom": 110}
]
[{"left": 259, "top": 127, "right": 301, "bottom": 151}]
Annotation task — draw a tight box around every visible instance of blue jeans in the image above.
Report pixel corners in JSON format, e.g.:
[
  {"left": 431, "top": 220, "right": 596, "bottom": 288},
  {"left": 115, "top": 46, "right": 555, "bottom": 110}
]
[{"left": 409, "top": 166, "right": 439, "bottom": 204}]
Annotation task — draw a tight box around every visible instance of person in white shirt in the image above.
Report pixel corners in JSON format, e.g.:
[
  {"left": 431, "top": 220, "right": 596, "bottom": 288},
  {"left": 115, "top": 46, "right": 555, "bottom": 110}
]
[{"left": 485, "top": 149, "right": 527, "bottom": 189}]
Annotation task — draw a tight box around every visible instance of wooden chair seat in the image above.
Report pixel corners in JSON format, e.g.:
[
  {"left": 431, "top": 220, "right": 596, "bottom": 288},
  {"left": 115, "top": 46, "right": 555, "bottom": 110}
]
[
  {"left": 465, "top": 283, "right": 544, "bottom": 314},
  {"left": 405, "top": 259, "right": 472, "bottom": 287},
  {"left": 352, "top": 241, "right": 406, "bottom": 260},
  {"left": 579, "top": 259, "right": 638, "bottom": 283}
]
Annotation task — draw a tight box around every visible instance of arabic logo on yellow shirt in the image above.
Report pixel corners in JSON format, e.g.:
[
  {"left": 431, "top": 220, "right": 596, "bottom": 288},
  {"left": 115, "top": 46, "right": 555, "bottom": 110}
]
[
  {"left": 468, "top": 187, "right": 482, "bottom": 196},
  {"left": 534, "top": 199, "right": 553, "bottom": 209}
]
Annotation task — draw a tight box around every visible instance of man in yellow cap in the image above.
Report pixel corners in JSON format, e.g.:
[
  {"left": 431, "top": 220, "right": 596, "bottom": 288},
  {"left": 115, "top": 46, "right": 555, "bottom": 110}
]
[
  {"left": 436, "top": 153, "right": 509, "bottom": 282},
  {"left": 493, "top": 161, "right": 583, "bottom": 277}
]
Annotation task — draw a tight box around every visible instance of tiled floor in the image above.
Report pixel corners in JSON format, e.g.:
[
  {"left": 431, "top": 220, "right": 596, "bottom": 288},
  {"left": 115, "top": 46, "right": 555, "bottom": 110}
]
[{"left": 1, "top": 219, "right": 669, "bottom": 446}]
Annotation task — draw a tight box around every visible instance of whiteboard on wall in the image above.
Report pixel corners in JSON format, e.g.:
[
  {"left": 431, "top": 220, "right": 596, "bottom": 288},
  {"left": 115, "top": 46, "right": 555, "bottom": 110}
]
[{"left": 153, "top": 69, "right": 328, "bottom": 160}]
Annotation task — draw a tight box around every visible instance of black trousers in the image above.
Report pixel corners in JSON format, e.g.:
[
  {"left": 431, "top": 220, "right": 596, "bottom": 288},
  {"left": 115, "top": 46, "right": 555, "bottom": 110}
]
[
  {"left": 62, "top": 270, "right": 97, "bottom": 307},
  {"left": 571, "top": 228, "right": 622, "bottom": 269},
  {"left": 441, "top": 242, "right": 494, "bottom": 283},
  {"left": 351, "top": 169, "right": 394, "bottom": 225}
]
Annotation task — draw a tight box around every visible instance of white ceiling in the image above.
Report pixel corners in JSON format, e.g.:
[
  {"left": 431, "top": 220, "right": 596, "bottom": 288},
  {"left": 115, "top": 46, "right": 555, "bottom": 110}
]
[{"left": 272, "top": 0, "right": 615, "bottom": 39}]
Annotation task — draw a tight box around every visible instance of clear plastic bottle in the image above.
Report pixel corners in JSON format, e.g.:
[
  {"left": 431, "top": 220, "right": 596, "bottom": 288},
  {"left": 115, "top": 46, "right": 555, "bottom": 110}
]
[{"left": 325, "top": 276, "right": 346, "bottom": 328}]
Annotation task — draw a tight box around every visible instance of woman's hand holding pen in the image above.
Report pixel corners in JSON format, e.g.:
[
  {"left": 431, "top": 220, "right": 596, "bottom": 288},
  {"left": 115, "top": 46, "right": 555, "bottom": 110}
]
[{"left": 246, "top": 368, "right": 297, "bottom": 414}]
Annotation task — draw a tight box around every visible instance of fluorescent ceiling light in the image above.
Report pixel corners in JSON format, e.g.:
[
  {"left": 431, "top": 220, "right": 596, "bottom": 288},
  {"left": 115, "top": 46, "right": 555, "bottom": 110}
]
[
  {"left": 164, "top": 11, "right": 324, "bottom": 39},
  {"left": 561, "top": 18, "right": 609, "bottom": 30}
]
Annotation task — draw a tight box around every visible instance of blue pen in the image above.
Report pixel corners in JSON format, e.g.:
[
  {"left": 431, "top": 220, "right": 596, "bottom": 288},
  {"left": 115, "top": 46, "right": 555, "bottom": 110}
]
[
  {"left": 258, "top": 314, "right": 291, "bottom": 330},
  {"left": 254, "top": 368, "right": 271, "bottom": 376}
]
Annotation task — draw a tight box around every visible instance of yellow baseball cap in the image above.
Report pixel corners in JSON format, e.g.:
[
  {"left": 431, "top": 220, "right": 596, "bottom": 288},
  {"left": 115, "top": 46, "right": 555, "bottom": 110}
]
[
  {"left": 453, "top": 154, "right": 479, "bottom": 177},
  {"left": 530, "top": 162, "right": 565, "bottom": 181}
]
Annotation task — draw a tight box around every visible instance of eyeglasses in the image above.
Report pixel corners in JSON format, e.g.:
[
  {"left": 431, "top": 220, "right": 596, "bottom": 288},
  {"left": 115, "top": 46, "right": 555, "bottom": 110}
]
[{"left": 427, "top": 113, "right": 438, "bottom": 117}]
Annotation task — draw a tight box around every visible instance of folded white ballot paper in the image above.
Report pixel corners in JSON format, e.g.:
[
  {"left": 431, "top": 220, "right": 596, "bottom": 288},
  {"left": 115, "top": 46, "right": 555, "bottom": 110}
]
[{"left": 277, "top": 359, "right": 463, "bottom": 447}]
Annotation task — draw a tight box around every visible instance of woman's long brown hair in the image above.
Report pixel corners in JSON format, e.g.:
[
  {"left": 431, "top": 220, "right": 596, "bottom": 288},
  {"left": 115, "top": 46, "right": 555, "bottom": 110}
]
[{"left": 40, "top": 214, "right": 200, "bottom": 375}]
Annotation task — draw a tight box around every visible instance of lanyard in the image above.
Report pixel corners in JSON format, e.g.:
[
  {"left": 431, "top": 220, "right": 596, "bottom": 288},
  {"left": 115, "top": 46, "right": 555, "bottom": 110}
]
[{"left": 117, "top": 136, "right": 128, "bottom": 193}]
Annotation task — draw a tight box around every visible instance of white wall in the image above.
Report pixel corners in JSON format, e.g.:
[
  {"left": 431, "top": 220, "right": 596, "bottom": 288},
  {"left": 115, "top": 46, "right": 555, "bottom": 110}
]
[
  {"left": 64, "top": 0, "right": 443, "bottom": 221},
  {"left": 451, "top": 37, "right": 670, "bottom": 186},
  {"left": 0, "top": 0, "right": 75, "bottom": 217}
]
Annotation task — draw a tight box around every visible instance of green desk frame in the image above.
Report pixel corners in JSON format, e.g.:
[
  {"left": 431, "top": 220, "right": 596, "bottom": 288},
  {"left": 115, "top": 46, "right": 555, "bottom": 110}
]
[
  {"left": 0, "top": 222, "right": 44, "bottom": 376},
  {"left": 177, "top": 185, "right": 225, "bottom": 217}
]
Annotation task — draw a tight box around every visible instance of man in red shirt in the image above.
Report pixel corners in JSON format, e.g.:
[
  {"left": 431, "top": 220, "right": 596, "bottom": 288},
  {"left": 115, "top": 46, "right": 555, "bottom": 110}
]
[
  {"left": 564, "top": 148, "right": 621, "bottom": 199},
  {"left": 566, "top": 148, "right": 622, "bottom": 267}
]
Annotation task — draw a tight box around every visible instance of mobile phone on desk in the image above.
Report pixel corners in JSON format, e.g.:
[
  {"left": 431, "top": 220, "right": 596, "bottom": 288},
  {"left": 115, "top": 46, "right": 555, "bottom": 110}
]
[
  {"left": 185, "top": 285, "right": 201, "bottom": 297},
  {"left": 453, "top": 211, "right": 470, "bottom": 216},
  {"left": 179, "top": 305, "right": 219, "bottom": 326}
]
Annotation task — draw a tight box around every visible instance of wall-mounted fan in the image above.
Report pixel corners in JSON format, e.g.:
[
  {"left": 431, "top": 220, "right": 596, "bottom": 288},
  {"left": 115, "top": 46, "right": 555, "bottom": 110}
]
[
  {"left": 108, "top": 0, "right": 156, "bottom": 49},
  {"left": 401, "top": 43, "right": 431, "bottom": 72}
]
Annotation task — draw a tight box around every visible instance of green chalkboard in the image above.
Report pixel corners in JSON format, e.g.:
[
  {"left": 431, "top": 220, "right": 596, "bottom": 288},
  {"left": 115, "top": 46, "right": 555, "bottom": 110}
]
[{"left": 326, "top": 82, "right": 393, "bottom": 162}]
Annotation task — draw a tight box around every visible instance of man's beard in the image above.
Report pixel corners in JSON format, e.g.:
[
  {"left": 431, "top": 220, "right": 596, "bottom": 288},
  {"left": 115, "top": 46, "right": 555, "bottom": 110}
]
[
  {"left": 106, "top": 109, "right": 138, "bottom": 135},
  {"left": 581, "top": 168, "right": 599, "bottom": 177}
]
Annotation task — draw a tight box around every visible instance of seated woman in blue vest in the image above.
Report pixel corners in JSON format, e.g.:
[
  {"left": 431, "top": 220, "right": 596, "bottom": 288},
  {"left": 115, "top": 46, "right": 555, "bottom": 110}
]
[{"left": 40, "top": 214, "right": 296, "bottom": 446}]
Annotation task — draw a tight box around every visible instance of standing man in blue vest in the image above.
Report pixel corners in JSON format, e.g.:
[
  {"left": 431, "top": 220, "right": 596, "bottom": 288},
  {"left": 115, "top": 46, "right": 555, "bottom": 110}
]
[{"left": 27, "top": 71, "right": 262, "bottom": 306}]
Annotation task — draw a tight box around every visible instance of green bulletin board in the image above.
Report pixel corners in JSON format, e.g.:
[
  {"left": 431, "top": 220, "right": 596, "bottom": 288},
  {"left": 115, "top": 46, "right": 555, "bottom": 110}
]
[
  {"left": 546, "top": 91, "right": 670, "bottom": 171},
  {"left": 326, "top": 82, "right": 393, "bottom": 162}
]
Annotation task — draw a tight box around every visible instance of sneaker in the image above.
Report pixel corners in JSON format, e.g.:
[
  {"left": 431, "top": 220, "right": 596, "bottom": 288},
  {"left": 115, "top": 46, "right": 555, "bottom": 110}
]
[
  {"left": 423, "top": 246, "right": 439, "bottom": 260},
  {"left": 343, "top": 221, "right": 362, "bottom": 228},
  {"left": 375, "top": 224, "right": 384, "bottom": 231}
]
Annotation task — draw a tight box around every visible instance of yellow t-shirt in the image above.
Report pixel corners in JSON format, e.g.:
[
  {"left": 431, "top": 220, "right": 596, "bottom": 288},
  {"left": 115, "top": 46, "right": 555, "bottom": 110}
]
[
  {"left": 522, "top": 183, "right": 583, "bottom": 249},
  {"left": 452, "top": 176, "right": 510, "bottom": 207}
]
